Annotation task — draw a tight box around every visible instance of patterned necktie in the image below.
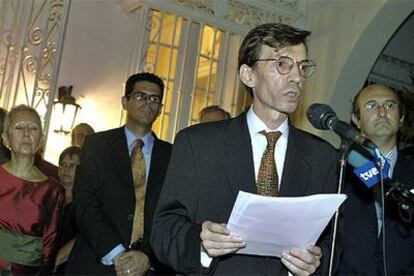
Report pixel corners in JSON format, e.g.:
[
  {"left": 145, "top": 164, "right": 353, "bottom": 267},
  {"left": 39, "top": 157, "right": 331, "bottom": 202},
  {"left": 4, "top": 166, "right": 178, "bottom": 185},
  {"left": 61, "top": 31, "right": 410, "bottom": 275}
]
[
  {"left": 130, "top": 139, "right": 146, "bottom": 243},
  {"left": 257, "top": 131, "right": 282, "bottom": 196}
]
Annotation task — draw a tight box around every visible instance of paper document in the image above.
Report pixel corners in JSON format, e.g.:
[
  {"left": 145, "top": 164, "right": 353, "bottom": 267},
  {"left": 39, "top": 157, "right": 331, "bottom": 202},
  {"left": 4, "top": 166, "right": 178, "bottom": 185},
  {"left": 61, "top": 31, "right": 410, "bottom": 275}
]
[{"left": 227, "top": 191, "right": 347, "bottom": 257}]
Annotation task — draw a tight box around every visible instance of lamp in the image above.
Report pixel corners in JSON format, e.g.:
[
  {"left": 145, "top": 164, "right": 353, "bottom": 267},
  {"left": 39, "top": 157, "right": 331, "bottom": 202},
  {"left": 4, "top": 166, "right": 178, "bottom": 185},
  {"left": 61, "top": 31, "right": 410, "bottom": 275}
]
[{"left": 53, "top": 85, "right": 81, "bottom": 135}]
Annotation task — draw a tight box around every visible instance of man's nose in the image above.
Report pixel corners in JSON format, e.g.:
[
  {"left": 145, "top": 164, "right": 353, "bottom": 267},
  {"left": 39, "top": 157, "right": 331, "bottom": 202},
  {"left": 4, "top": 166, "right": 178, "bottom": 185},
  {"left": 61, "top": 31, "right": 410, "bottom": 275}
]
[
  {"left": 288, "top": 64, "right": 302, "bottom": 85},
  {"left": 377, "top": 105, "right": 387, "bottom": 117}
]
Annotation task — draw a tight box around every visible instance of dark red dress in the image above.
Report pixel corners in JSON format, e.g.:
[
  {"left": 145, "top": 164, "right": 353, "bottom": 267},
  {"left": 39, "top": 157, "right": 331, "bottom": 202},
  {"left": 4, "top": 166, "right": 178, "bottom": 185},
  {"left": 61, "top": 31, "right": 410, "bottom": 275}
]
[{"left": 0, "top": 166, "right": 65, "bottom": 275}]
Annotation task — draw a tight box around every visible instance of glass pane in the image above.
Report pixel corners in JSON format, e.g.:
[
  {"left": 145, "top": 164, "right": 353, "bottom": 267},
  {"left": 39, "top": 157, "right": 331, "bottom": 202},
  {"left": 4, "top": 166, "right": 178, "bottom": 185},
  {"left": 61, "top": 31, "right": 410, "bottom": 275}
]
[
  {"left": 146, "top": 44, "right": 157, "bottom": 72},
  {"left": 160, "top": 114, "right": 170, "bottom": 139},
  {"left": 159, "top": 13, "right": 182, "bottom": 46},
  {"left": 149, "top": 10, "right": 161, "bottom": 43},
  {"left": 155, "top": 46, "right": 173, "bottom": 78},
  {"left": 200, "top": 25, "right": 222, "bottom": 60},
  {"left": 169, "top": 49, "right": 178, "bottom": 79},
  {"left": 191, "top": 88, "right": 207, "bottom": 123},
  {"left": 200, "top": 25, "right": 213, "bottom": 57},
  {"left": 208, "top": 62, "right": 217, "bottom": 92},
  {"left": 173, "top": 18, "right": 183, "bottom": 47},
  {"left": 213, "top": 31, "right": 222, "bottom": 60},
  {"left": 164, "top": 81, "right": 174, "bottom": 113},
  {"left": 196, "top": 56, "right": 210, "bottom": 90}
]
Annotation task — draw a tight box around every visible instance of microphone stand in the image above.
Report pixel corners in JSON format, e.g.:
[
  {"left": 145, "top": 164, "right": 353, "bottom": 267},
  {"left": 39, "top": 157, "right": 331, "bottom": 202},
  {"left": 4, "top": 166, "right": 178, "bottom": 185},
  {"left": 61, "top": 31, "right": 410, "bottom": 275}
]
[{"left": 328, "top": 140, "right": 350, "bottom": 276}]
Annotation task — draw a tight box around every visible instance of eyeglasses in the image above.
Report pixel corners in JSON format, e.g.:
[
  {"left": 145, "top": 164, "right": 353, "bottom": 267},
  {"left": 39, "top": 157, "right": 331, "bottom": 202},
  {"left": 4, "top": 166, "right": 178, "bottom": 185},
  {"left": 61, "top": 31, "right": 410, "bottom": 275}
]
[
  {"left": 253, "top": 56, "right": 316, "bottom": 78},
  {"left": 364, "top": 100, "right": 398, "bottom": 112},
  {"left": 127, "top": 91, "right": 162, "bottom": 105}
]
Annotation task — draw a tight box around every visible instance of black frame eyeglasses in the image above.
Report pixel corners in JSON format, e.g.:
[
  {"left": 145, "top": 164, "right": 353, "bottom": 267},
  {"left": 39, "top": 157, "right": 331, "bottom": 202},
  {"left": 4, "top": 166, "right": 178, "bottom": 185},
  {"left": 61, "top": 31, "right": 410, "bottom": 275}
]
[
  {"left": 253, "top": 56, "right": 316, "bottom": 78},
  {"left": 127, "top": 91, "right": 162, "bottom": 105}
]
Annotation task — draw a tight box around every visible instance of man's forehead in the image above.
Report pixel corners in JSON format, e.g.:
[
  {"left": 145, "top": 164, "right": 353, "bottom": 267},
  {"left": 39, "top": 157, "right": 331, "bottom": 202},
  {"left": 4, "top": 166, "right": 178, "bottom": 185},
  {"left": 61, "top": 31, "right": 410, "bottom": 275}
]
[
  {"left": 260, "top": 44, "right": 307, "bottom": 59},
  {"left": 61, "top": 154, "right": 80, "bottom": 162},
  {"left": 133, "top": 81, "right": 161, "bottom": 95},
  {"left": 359, "top": 87, "right": 397, "bottom": 104}
]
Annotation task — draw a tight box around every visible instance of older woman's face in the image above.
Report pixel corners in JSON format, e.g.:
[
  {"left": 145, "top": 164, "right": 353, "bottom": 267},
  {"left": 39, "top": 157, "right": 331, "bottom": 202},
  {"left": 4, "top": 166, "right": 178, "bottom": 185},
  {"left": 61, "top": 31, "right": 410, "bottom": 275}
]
[{"left": 4, "top": 111, "right": 42, "bottom": 155}]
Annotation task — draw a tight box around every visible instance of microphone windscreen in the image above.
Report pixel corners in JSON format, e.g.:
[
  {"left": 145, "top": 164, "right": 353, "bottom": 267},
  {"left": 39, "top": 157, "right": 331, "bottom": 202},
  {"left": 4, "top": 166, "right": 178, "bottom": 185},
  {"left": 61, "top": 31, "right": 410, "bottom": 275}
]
[
  {"left": 348, "top": 150, "right": 370, "bottom": 167},
  {"left": 307, "top": 103, "right": 336, "bottom": 130}
]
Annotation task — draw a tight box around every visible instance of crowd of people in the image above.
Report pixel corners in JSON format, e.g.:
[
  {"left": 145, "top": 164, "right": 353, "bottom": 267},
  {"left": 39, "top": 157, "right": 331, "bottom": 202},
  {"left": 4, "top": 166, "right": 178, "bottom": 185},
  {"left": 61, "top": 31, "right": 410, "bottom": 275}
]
[{"left": 0, "top": 22, "right": 413, "bottom": 276}]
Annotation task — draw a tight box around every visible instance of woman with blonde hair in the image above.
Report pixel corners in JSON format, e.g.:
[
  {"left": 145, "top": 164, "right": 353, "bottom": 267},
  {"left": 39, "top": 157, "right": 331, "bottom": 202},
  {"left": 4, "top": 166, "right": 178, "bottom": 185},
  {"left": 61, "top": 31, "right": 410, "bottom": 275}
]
[{"left": 0, "top": 105, "right": 64, "bottom": 275}]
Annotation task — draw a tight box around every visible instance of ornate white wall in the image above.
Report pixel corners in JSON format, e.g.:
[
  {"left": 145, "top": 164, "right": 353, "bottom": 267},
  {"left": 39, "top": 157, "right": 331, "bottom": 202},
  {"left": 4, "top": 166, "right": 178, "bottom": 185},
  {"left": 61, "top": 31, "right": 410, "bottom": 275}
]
[{"left": 296, "top": 0, "right": 414, "bottom": 146}]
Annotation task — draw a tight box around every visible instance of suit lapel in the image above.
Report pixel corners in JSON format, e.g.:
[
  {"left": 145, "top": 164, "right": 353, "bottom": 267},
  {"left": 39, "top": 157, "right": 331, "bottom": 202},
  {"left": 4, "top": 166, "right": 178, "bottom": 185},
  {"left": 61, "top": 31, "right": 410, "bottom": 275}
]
[
  {"left": 280, "top": 126, "right": 312, "bottom": 196},
  {"left": 108, "top": 127, "right": 134, "bottom": 190},
  {"left": 146, "top": 135, "right": 162, "bottom": 197},
  {"left": 220, "top": 113, "right": 256, "bottom": 197}
]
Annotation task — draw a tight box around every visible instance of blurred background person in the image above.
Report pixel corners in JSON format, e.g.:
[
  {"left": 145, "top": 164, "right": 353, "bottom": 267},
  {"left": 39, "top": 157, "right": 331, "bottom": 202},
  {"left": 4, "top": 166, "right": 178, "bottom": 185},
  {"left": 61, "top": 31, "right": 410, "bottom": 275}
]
[
  {"left": 71, "top": 123, "right": 94, "bottom": 148},
  {"left": 0, "top": 107, "right": 10, "bottom": 163},
  {"left": 199, "top": 105, "right": 231, "bottom": 123},
  {"left": 54, "top": 146, "right": 81, "bottom": 274},
  {"left": 0, "top": 105, "right": 65, "bottom": 275}
]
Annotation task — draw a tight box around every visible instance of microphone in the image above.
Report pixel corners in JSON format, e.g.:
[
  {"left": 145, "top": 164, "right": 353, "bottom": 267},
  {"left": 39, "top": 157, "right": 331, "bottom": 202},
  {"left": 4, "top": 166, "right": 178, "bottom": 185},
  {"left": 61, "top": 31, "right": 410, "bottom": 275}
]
[
  {"left": 348, "top": 150, "right": 390, "bottom": 187},
  {"left": 307, "top": 103, "right": 380, "bottom": 158},
  {"left": 348, "top": 149, "right": 414, "bottom": 223}
]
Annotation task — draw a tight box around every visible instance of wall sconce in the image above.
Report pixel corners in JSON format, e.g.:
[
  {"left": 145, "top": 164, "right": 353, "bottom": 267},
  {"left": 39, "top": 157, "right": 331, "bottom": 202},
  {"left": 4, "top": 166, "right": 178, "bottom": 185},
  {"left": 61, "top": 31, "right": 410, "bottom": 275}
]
[{"left": 53, "top": 85, "right": 81, "bottom": 135}]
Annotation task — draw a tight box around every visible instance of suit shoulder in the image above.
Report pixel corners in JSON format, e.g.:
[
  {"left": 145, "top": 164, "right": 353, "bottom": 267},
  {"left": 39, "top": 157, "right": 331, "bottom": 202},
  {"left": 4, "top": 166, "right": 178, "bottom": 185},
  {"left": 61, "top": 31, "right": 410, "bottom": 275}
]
[
  {"left": 176, "top": 119, "right": 230, "bottom": 140},
  {"left": 155, "top": 138, "right": 173, "bottom": 151},
  {"left": 291, "top": 127, "right": 337, "bottom": 155},
  {"left": 86, "top": 127, "right": 122, "bottom": 142}
]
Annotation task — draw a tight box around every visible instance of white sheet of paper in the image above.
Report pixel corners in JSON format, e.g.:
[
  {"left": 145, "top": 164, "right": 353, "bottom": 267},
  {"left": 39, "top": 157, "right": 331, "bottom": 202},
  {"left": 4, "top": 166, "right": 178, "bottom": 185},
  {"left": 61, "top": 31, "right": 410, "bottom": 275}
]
[{"left": 227, "top": 191, "right": 347, "bottom": 257}]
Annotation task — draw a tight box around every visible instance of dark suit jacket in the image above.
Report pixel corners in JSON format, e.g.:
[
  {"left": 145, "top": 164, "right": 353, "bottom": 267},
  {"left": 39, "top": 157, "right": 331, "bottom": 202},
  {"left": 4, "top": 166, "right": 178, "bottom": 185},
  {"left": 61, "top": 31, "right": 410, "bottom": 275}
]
[
  {"left": 338, "top": 152, "right": 414, "bottom": 275},
  {"left": 151, "top": 112, "right": 339, "bottom": 275},
  {"left": 65, "top": 127, "right": 172, "bottom": 275}
]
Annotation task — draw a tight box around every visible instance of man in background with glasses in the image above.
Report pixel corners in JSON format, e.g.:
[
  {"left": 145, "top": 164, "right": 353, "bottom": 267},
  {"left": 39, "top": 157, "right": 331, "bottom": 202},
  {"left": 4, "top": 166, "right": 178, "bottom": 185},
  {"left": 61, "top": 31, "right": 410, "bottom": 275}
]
[
  {"left": 338, "top": 84, "right": 414, "bottom": 275},
  {"left": 66, "top": 72, "right": 173, "bottom": 275},
  {"left": 151, "top": 23, "right": 338, "bottom": 275}
]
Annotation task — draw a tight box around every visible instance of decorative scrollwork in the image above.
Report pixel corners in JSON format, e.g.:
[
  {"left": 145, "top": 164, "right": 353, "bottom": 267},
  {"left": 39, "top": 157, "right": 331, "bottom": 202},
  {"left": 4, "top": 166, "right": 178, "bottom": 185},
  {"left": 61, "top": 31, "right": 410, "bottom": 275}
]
[
  {"left": 270, "top": 0, "right": 299, "bottom": 10},
  {"left": 24, "top": 54, "right": 38, "bottom": 74},
  {"left": 175, "top": 0, "right": 215, "bottom": 16},
  {"left": 29, "top": 26, "right": 43, "bottom": 46},
  {"left": 1, "top": 30, "right": 12, "bottom": 47},
  {"left": 49, "top": 0, "right": 64, "bottom": 22},
  {"left": 42, "top": 41, "right": 56, "bottom": 60}
]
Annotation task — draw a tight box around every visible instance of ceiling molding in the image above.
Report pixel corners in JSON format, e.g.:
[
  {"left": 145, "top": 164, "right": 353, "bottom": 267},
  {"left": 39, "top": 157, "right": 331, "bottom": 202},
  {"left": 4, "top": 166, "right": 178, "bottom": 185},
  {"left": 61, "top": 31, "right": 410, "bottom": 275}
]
[{"left": 118, "top": 0, "right": 304, "bottom": 34}]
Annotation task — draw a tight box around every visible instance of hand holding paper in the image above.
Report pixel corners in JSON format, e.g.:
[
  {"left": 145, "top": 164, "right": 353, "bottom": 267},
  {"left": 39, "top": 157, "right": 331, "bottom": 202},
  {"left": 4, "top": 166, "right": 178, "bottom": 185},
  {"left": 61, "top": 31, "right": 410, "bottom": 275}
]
[{"left": 227, "top": 191, "right": 347, "bottom": 257}]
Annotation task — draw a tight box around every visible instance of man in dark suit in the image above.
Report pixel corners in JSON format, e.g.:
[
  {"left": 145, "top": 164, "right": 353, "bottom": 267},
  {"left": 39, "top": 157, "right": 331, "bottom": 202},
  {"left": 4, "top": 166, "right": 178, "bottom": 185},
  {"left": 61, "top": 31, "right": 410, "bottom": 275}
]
[
  {"left": 151, "top": 23, "right": 338, "bottom": 275},
  {"left": 338, "top": 84, "right": 414, "bottom": 275},
  {"left": 66, "top": 72, "right": 172, "bottom": 275}
]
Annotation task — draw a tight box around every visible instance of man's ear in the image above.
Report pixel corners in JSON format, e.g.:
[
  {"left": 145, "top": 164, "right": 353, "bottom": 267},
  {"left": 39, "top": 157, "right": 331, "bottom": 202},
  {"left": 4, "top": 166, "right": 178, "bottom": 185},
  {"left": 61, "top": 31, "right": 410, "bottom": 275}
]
[
  {"left": 121, "top": 96, "right": 128, "bottom": 110},
  {"left": 400, "top": 114, "right": 405, "bottom": 125},
  {"left": 351, "top": 114, "right": 360, "bottom": 129},
  {"left": 239, "top": 64, "right": 255, "bottom": 89}
]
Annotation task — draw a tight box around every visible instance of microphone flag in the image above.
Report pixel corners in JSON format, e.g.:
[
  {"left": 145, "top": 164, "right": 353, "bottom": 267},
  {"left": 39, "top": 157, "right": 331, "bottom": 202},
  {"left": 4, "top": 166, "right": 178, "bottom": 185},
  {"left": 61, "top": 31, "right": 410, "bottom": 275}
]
[{"left": 354, "top": 157, "right": 390, "bottom": 187}]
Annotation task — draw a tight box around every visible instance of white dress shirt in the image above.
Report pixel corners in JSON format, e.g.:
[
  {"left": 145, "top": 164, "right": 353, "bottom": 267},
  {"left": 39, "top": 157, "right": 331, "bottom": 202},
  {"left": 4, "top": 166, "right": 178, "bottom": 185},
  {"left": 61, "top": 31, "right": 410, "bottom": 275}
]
[{"left": 201, "top": 107, "right": 290, "bottom": 267}]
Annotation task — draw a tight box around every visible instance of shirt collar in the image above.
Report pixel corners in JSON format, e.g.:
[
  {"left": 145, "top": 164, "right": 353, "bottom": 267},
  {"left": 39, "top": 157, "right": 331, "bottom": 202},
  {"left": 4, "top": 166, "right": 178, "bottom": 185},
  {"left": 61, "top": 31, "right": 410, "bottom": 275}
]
[
  {"left": 124, "top": 126, "right": 154, "bottom": 154},
  {"left": 246, "top": 106, "right": 289, "bottom": 138},
  {"left": 384, "top": 145, "right": 398, "bottom": 174}
]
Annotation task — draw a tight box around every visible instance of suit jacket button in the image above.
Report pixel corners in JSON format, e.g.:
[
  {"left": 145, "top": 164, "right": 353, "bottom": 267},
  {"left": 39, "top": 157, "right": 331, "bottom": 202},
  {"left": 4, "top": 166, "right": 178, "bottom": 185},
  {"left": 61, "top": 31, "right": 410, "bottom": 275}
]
[{"left": 127, "top": 214, "right": 133, "bottom": 220}]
